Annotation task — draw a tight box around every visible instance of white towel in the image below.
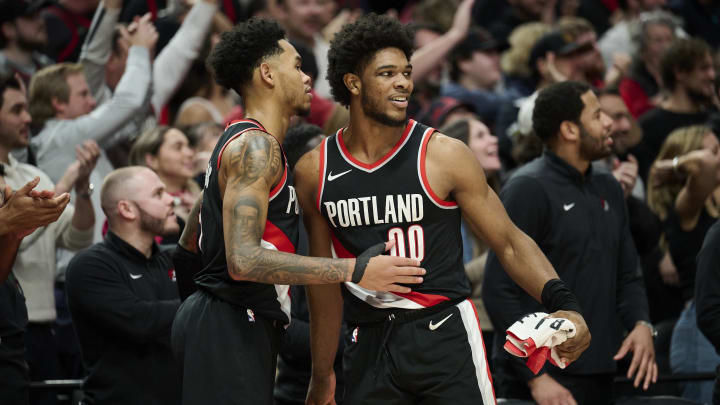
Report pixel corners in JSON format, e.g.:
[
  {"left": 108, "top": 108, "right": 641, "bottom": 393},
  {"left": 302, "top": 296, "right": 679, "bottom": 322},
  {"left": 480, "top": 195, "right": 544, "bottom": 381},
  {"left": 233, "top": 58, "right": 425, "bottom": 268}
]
[{"left": 503, "top": 312, "right": 576, "bottom": 374}]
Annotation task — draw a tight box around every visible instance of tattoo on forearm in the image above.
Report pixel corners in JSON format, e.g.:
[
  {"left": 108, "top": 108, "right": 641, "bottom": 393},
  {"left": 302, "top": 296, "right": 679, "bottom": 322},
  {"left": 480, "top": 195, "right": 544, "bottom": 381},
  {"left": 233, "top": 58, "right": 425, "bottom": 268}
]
[{"left": 224, "top": 132, "right": 350, "bottom": 284}]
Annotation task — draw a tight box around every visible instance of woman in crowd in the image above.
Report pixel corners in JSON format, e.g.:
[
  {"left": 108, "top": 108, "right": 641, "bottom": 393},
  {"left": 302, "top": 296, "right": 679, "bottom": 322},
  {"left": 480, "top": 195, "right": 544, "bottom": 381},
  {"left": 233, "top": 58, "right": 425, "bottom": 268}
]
[
  {"left": 129, "top": 126, "right": 200, "bottom": 241},
  {"left": 647, "top": 125, "right": 720, "bottom": 403}
]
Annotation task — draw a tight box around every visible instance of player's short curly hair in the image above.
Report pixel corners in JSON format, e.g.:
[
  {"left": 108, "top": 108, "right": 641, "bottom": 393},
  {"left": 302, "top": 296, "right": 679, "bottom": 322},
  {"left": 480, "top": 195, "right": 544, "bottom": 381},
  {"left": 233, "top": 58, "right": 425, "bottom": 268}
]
[
  {"left": 327, "top": 14, "right": 414, "bottom": 107},
  {"left": 207, "top": 18, "right": 285, "bottom": 95},
  {"left": 532, "top": 81, "right": 590, "bottom": 143}
]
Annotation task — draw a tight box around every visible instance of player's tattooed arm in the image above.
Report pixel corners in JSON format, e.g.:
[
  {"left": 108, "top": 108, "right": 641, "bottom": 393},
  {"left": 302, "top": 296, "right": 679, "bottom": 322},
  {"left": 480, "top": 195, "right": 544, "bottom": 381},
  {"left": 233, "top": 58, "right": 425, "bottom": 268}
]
[{"left": 220, "top": 131, "right": 354, "bottom": 284}]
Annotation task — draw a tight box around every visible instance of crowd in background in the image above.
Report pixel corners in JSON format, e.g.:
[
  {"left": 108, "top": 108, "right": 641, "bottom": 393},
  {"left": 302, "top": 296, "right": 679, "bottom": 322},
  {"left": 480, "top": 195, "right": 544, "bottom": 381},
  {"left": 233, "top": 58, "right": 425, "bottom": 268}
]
[{"left": 0, "top": 0, "right": 719, "bottom": 403}]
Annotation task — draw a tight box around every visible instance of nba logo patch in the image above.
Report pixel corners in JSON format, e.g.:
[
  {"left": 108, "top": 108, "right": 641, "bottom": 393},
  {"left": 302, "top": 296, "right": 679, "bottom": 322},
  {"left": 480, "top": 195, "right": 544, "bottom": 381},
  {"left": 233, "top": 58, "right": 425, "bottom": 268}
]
[
  {"left": 247, "top": 309, "right": 255, "bottom": 323},
  {"left": 351, "top": 327, "right": 359, "bottom": 343}
]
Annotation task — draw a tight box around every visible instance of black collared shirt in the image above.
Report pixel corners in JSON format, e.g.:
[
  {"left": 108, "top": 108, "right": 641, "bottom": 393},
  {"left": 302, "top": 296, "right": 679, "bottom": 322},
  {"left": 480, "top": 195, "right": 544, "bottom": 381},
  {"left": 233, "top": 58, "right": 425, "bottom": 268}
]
[
  {"left": 483, "top": 151, "right": 649, "bottom": 382},
  {"left": 66, "top": 231, "right": 180, "bottom": 405}
]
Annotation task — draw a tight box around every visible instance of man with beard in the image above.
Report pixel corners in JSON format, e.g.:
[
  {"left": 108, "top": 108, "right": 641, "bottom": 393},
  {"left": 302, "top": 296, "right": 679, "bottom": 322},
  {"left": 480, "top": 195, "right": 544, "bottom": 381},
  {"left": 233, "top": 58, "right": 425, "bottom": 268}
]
[
  {"left": 298, "top": 14, "right": 591, "bottom": 405},
  {"left": 0, "top": 0, "right": 53, "bottom": 81},
  {"left": 634, "top": 38, "right": 717, "bottom": 181},
  {"left": 483, "top": 81, "right": 657, "bottom": 405},
  {"left": 65, "top": 166, "right": 183, "bottom": 404},
  {"left": 171, "top": 18, "right": 423, "bottom": 405}
]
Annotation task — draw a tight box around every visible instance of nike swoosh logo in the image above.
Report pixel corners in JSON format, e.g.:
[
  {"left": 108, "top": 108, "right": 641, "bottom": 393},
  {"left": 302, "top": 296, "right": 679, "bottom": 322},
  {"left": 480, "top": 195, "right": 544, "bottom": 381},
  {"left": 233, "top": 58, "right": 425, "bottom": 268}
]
[
  {"left": 130, "top": 274, "right": 143, "bottom": 280},
  {"left": 429, "top": 313, "right": 453, "bottom": 331},
  {"left": 563, "top": 203, "right": 575, "bottom": 211},
  {"left": 327, "top": 169, "right": 351, "bottom": 182}
]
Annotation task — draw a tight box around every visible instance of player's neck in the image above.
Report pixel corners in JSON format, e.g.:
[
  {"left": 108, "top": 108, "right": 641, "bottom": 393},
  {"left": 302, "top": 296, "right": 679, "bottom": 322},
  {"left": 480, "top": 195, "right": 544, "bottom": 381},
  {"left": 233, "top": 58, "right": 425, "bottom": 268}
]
[
  {"left": 343, "top": 110, "right": 406, "bottom": 164},
  {"left": 243, "top": 102, "right": 291, "bottom": 144},
  {"left": 109, "top": 225, "right": 155, "bottom": 258}
]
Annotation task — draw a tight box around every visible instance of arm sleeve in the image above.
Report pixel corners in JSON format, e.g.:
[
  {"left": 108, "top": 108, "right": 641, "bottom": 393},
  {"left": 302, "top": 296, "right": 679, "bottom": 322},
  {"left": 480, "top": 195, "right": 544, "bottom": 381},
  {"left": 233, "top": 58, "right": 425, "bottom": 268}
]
[
  {"left": 80, "top": 2, "right": 120, "bottom": 102},
  {"left": 151, "top": 0, "right": 216, "bottom": 114},
  {"left": 482, "top": 175, "right": 550, "bottom": 383},
  {"left": 66, "top": 252, "right": 180, "bottom": 343},
  {"left": 69, "top": 46, "right": 151, "bottom": 148},
  {"left": 696, "top": 222, "right": 720, "bottom": 352},
  {"left": 614, "top": 184, "right": 650, "bottom": 330},
  {"left": 52, "top": 204, "right": 94, "bottom": 251}
]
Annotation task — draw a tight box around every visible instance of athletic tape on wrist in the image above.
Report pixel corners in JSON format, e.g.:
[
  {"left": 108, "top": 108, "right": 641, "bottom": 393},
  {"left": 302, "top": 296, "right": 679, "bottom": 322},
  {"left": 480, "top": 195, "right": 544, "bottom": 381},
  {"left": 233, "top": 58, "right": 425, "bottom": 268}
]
[
  {"left": 352, "top": 242, "right": 386, "bottom": 284},
  {"left": 541, "top": 279, "right": 582, "bottom": 314}
]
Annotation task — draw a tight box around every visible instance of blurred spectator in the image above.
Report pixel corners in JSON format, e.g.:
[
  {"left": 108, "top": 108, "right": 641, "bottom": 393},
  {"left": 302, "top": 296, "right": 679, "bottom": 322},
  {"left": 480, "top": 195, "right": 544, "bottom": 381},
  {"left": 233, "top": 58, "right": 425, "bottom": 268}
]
[
  {"left": 484, "top": 81, "right": 656, "bottom": 404},
  {"left": 282, "top": 123, "right": 324, "bottom": 170},
  {"left": 87, "top": 0, "right": 218, "bottom": 166},
  {"left": 595, "top": 87, "right": 645, "bottom": 199},
  {"left": 128, "top": 125, "right": 199, "bottom": 226},
  {"left": 488, "top": 0, "right": 554, "bottom": 42},
  {"left": 27, "top": 13, "right": 156, "bottom": 241},
  {"left": 0, "top": 170, "right": 69, "bottom": 405},
  {"left": 275, "top": 0, "right": 333, "bottom": 97},
  {"left": 66, "top": 166, "right": 181, "bottom": 404},
  {"left": 695, "top": 221, "right": 720, "bottom": 404},
  {"left": 408, "top": 0, "right": 475, "bottom": 119},
  {"left": 501, "top": 22, "right": 553, "bottom": 98},
  {"left": 40, "top": 0, "right": 97, "bottom": 62},
  {"left": 669, "top": 0, "right": 720, "bottom": 50},
  {"left": 647, "top": 125, "right": 720, "bottom": 403},
  {"left": 633, "top": 38, "right": 716, "bottom": 181},
  {"left": 441, "top": 27, "right": 513, "bottom": 129},
  {"left": 182, "top": 121, "right": 222, "bottom": 184},
  {"left": 598, "top": 0, "right": 668, "bottom": 70},
  {"left": 618, "top": 10, "right": 678, "bottom": 118},
  {"left": 557, "top": 17, "right": 607, "bottom": 87},
  {"left": 0, "top": 0, "right": 53, "bottom": 81},
  {"left": 0, "top": 73, "right": 95, "bottom": 405},
  {"left": 415, "top": 96, "right": 476, "bottom": 128},
  {"left": 291, "top": 41, "right": 348, "bottom": 134}
]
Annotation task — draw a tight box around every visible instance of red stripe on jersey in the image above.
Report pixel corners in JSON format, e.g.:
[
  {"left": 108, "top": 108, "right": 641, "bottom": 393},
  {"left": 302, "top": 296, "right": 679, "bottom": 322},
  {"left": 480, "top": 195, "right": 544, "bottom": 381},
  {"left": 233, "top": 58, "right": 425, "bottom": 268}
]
[
  {"left": 269, "top": 164, "right": 287, "bottom": 201},
  {"left": 225, "top": 119, "right": 267, "bottom": 131},
  {"left": 467, "top": 299, "right": 496, "bottom": 400},
  {"left": 264, "top": 220, "right": 296, "bottom": 253},
  {"left": 419, "top": 129, "right": 458, "bottom": 208},
  {"left": 316, "top": 138, "right": 327, "bottom": 211},
  {"left": 337, "top": 120, "right": 414, "bottom": 170},
  {"left": 394, "top": 291, "right": 450, "bottom": 307},
  {"left": 330, "top": 234, "right": 355, "bottom": 258}
]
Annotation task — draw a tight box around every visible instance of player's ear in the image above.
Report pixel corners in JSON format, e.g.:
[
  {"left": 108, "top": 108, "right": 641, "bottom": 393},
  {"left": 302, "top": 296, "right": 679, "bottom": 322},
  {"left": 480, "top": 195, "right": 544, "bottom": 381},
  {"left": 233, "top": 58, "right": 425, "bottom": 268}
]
[
  {"left": 259, "top": 62, "right": 274, "bottom": 87},
  {"left": 559, "top": 120, "right": 579, "bottom": 142},
  {"left": 343, "top": 73, "right": 360, "bottom": 96}
]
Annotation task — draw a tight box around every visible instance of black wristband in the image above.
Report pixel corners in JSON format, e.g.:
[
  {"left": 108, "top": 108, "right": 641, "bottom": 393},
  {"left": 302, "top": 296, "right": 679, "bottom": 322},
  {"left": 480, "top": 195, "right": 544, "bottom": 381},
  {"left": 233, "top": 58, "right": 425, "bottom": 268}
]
[
  {"left": 352, "top": 242, "right": 386, "bottom": 284},
  {"left": 541, "top": 278, "right": 582, "bottom": 314}
]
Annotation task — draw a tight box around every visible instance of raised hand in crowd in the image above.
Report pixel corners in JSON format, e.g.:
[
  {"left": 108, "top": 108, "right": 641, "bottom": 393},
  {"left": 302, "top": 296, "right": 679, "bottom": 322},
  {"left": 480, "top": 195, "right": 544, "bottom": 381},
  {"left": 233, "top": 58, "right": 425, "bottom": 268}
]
[
  {"left": 55, "top": 140, "right": 102, "bottom": 195},
  {"left": 612, "top": 154, "right": 639, "bottom": 198},
  {"left": 122, "top": 13, "right": 159, "bottom": 51}
]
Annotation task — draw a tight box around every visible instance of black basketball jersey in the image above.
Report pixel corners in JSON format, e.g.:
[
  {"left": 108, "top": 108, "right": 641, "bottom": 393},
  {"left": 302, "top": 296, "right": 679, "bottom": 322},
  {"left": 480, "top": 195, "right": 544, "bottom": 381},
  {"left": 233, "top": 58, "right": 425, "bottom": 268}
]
[
  {"left": 317, "top": 119, "right": 471, "bottom": 323},
  {"left": 195, "top": 119, "right": 300, "bottom": 324}
]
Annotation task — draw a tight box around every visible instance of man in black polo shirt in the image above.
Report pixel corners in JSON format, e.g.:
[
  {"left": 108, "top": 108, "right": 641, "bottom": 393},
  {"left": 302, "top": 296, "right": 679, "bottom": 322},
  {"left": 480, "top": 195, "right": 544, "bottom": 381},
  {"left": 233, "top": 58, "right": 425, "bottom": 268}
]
[
  {"left": 483, "top": 81, "right": 657, "bottom": 405},
  {"left": 66, "top": 166, "right": 181, "bottom": 404}
]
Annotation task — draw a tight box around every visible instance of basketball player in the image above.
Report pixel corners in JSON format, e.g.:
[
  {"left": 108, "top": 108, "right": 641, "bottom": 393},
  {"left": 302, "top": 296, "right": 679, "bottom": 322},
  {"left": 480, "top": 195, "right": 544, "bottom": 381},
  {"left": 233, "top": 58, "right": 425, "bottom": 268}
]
[
  {"left": 170, "top": 19, "right": 424, "bottom": 405},
  {"left": 294, "top": 14, "right": 592, "bottom": 405}
]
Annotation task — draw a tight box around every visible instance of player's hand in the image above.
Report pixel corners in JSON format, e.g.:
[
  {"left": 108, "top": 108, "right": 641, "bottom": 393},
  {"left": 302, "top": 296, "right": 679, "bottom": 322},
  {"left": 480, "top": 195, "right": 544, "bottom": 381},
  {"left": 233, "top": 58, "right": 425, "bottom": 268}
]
[
  {"left": 549, "top": 310, "right": 590, "bottom": 364},
  {"left": 528, "top": 373, "right": 577, "bottom": 405},
  {"left": 306, "top": 372, "right": 336, "bottom": 405},
  {"left": 356, "top": 240, "right": 425, "bottom": 293},
  {"left": 613, "top": 323, "right": 657, "bottom": 390}
]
